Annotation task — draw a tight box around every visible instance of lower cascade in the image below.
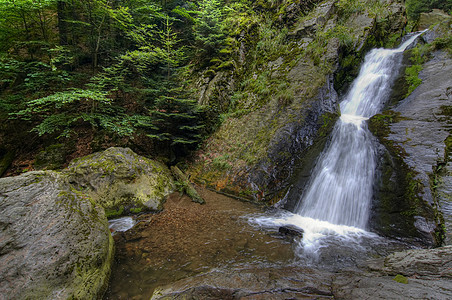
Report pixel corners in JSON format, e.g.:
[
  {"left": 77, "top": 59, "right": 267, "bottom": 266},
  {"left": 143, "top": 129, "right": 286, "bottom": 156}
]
[{"left": 251, "top": 31, "right": 426, "bottom": 259}]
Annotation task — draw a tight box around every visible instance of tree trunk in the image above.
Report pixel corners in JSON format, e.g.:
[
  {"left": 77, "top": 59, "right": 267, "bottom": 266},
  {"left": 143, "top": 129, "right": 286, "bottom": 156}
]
[{"left": 57, "top": 1, "right": 68, "bottom": 45}]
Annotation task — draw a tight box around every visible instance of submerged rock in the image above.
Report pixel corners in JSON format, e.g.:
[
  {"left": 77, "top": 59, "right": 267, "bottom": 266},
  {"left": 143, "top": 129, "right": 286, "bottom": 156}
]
[
  {"left": 0, "top": 171, "right": 114, "bottom": 299},
  {"left": 279, "top": 225, "right": 304, "bottom": 237},
  {"left": 65, "top": 147, "right": 175, "bottom": 216}
]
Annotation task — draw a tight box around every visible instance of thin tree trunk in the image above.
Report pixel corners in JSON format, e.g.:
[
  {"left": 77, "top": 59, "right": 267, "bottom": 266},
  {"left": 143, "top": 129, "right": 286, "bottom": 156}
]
[
  {"left": 19, "top": 12, "right": 33, "bottom": 60},
  {"left": 57, "top": 1, "right": 68, "bottom": 45},
  {"left": 38, "top": 9, "right": 48, "bottom": 43}
]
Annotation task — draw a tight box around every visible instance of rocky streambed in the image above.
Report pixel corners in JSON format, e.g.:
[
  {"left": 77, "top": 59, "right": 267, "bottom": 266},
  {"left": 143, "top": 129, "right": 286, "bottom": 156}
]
[
  {"left": 104, "top": 189, "right": 295, "bottom": 299},
  {"left": 103, "top": 187, "right": 452, "bottom": 300}
]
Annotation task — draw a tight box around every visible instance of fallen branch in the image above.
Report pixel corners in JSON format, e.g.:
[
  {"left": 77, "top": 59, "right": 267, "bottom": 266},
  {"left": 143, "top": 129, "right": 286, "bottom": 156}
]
[{"left": 171, "top": 166, "right": 205, "bottom": 204}]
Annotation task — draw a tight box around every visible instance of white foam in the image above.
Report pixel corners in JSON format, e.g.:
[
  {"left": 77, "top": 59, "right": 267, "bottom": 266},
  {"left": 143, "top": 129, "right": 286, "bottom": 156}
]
[{"left": 109, "top": 216, "right": 135, "bottom": 233}]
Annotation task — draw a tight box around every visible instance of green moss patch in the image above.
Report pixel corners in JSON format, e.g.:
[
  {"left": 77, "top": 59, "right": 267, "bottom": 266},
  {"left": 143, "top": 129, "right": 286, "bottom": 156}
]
[{"left": 393, "top": 274, "right": 409, "bottom": 284}]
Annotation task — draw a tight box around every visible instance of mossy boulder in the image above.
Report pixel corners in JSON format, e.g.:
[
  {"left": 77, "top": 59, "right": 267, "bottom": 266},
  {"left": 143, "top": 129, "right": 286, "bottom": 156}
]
[
  {"left": 64, "top": 147, "right": 175, "bottom": 216},
  {"left": 0, "top": 171, "right": 114, "bottom": 299}
]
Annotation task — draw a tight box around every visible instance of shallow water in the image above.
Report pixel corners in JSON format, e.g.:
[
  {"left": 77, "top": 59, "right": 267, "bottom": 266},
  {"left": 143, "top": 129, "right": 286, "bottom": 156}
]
[{"left": 104, "top": 189, "right": 295, "bottom": 299}]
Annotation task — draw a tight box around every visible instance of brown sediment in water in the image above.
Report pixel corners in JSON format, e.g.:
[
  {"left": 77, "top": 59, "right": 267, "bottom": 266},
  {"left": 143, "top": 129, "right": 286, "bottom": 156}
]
[{"left": 104, "top": 188, "right": 294, "bottom": 300}]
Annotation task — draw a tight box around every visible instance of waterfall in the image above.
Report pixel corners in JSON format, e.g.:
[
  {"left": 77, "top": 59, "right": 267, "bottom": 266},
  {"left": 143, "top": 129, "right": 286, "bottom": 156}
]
[
  {"left": 249, "top": 31, "right": 426, "bottom": 258},
  {"left": 295, "top": 31, "right": 425, "bottom": 229}
]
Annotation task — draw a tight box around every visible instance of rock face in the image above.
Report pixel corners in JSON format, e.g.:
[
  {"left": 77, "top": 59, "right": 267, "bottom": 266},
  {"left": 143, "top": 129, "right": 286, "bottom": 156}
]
[
  {"left": 65, "top": 147, "right": 175, "bottom": 215},
  {"left": 151, "top": 246, "right": 452, "bottom": 300},
  {"left": 0, "top": 171, "right": 114, "bottom": 299},
  {"left": 369, "top": 14, "right": 452, "bottom": 246},
  {"left": 334, "top": 246, "right": 452, "bottom": 299},
  {"left": 151, "top": 266, "right": 334, "bottom": 300},
  {"left": 189, "top": 0, "right": 407, "bottom": 203}
]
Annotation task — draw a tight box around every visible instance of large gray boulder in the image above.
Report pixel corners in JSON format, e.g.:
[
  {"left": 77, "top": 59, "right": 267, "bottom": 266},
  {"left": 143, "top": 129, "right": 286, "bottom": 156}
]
[
  {"left": 65, "top": 147, "right": 175, "bottom": 216},
  {"left": 0, "top": 171, "right": 114, "bottom": 299}
]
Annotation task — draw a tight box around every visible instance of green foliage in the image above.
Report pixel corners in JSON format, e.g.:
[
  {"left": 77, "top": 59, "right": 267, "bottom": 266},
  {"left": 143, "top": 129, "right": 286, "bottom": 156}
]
[
  {"left": 105, "top": 206, "right": 125, "bottom": 218},
  {"left": 13, "top": 88, "right": 137, "bottom": 138},
  {"left": 223, "top": 0, "right": 259, "bottom": 36},
  {"left": 336, "top": 0, "right": 366, "bottom": 18},
  {"left": 432, "top": 35, "right": 452, "bottom": 54},
  {"left": 193, "top": 0, "right": 227, "bottom": 58},
  {"left": 404, "top": 43, "right": 431, "bottom": 97},
  {"left": 254, "top": 18, "right": 290, "bottom": 61},
  {"left": 212, "top": 154, "right": 232, "bottom": 170},
  {"left": 0, "top": 57, "right": 70, "bottom": 95},
  {"left": 0, "top": 0, "right": 208, "bottom": 162},
  {"left": 405, "top": 65, "right": 423, "bottom": 96},
  {"left": 130, "top": 207, "right": 142, "bottom": 214},
  {"left": 406, "top": 0, "right": 452, "bottom": 20}
]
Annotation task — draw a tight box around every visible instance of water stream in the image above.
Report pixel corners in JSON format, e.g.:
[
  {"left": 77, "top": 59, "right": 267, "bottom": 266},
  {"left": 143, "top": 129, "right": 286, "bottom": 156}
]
[
  {"left": 108, "top": 216, "right": 136, "bottom": 234},
  {"left": 104, "top": 32, "right": 429, "bottom": 298},
  {"left": 251, "top": 31, "right": 426, "bottom": 261}
]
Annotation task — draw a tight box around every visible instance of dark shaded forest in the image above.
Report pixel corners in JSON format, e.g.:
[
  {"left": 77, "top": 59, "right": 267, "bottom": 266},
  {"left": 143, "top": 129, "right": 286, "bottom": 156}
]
[{"left": 0, "top": 0, "right": 450, "bottom": 175}]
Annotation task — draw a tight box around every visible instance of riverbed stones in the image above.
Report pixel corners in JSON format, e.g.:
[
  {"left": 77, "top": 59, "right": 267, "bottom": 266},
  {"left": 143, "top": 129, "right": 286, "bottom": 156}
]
[
  {"left": 65, "top": 147, "right": 175, "bottom": 215},
  {"left": 0, "top": 171, "right": 114, "bottom": 299}
]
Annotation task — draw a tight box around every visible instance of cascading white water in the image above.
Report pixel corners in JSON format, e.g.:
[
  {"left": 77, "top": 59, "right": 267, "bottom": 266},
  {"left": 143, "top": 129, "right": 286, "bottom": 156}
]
[
  {"left": 249, "top": 31, "right": 426, "bottom": 258},
  {"left": 296, "top": 31, "right": 425, "bottom": 229}
]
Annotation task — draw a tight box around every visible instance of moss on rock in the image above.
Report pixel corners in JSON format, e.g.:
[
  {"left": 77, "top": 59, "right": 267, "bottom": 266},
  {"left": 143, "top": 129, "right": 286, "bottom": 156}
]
[
  {"left": 189, "top": 0, "right": 408, "bottom": 204},
  {"left": 65, "top": 147, "right": 174, "bottom": 217},
  {"left": 0, "top": 171, "right": 114, "bottom": 299}
]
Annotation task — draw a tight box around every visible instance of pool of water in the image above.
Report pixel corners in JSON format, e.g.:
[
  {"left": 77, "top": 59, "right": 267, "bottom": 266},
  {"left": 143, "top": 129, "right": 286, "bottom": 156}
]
[{"left": 103, "top": 189, "right": 295, "bottom": 299}]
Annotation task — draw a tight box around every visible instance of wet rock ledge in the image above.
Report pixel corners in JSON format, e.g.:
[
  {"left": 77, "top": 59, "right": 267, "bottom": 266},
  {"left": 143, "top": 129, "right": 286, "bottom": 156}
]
[
  {"left": 150, "top": 246, "right": 452, "bottom": 299},
  {"left": 369, "top": 12, "right": 452, "bottom": 246}
]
